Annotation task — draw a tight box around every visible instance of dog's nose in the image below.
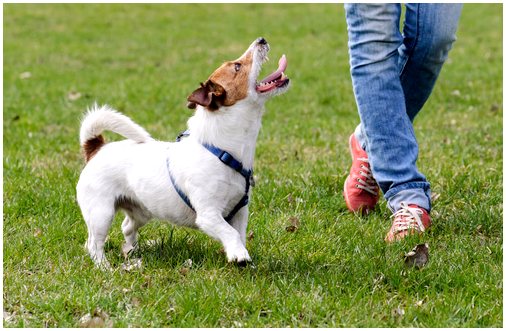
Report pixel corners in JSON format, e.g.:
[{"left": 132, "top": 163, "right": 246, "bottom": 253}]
[{"left": 257, "top": 37, "right": 267, "bottom": 45}]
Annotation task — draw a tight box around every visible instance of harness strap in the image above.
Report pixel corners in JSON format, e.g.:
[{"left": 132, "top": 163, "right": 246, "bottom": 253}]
[
  {"left": 168, "top": 131, "right": 252, "bottom": 223},
  {"left": 224, "top": 171, "right": 251, "bottom": 223},
  {"left": 167, "top": 158, "right": 194, "bottom": 211},
  {"left": 201, "top": 143, "right": 252, "bottom": 181},
  {"left": 176, "top": 130, "right": 190, "bottom": 142}
]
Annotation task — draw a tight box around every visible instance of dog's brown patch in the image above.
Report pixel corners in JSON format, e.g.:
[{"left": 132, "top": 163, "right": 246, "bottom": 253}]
[
  {"left": 83, "top": 135, "right": 105, "bottom": 162},
  {"left": 188, "top": 50, "right": 253, "bottom": 110}
]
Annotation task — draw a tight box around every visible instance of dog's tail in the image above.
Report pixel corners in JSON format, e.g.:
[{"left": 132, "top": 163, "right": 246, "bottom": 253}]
[{"left": 80, "top": 104, "right": 153, "bottom": 162}]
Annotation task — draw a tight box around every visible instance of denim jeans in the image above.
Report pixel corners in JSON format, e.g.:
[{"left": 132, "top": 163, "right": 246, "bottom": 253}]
[{"left": 344, "top": 4, "right": 462, "bottom": 212}]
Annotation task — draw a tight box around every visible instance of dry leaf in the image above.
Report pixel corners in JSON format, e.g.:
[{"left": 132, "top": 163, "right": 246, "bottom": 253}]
[
  {"left": 131, "top": 297, "right": 141, "bottom": 307},
  {"left": 141, "top": 275, "right": 152, "bottom": 289},
  {"left": 79, "top": 309, "right": 112, "bottom": 328},
  {"left": 285, "top": 225, "right": 297, "bottom": 232},
  {"left": 247, "top": 230, "right": 255, "bottom": 240},
  {"left": 67, "top": 91, "right": 82, "bottom": 101},
  {"left": 490, "top": 103, "right": 499, "bottom": 113},
  {"left": 285, "top": 216, "right": 300, "bottom": 232},
  {"left": 183, "top": 259, "right": 193, "bottom": 268},
  {"left": 83, "top": 316, "right": 105, "bottom": 327},
  {"left": 259, "top": 308, "right": 272, "bottom": 317},
  {"left": 3, "top": 310, "right": 15, "bottom": 323},
  {"left": 79, "top": 313, "right": 93, "bottom": 326},
  {"left": 19, "top": 72, "right": 31, "bottom": 79},
  {"left": 33, "top": 228, "right": 42, "bottom": 237},
  {"left": 404, "top": 243, "right": 429, "bottom": 269},
  {"left": 392, "top": 306, "right": 405, "bottom": 317},
  {"left": 179, "top": 259, "right": 193, "bottom": 276}
]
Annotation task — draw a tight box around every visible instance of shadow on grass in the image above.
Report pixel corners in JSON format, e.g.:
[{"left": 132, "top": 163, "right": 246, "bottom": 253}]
[{"left": 103, "top": 226, "right": 225, "bottom": 270}]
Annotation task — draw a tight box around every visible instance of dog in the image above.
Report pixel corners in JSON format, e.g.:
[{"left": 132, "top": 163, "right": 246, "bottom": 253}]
[{"left": 76, "top": 37, "right": 289, "bottom": 268}]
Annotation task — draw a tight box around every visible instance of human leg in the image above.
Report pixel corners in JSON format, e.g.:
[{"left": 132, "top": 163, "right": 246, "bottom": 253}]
[
  {"left": 399, "top": 3, "right": 463, "bottom": 121},
  {"left": 344, "top": 3, "right": 430, "bottom": 213},
  {"left": 385, "top": 3, "right": 463, "bottom": 214}
]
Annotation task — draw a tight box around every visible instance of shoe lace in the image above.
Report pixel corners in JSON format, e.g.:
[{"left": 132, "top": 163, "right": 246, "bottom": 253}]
[
  {"left": 391, "top": 202, "right": 425, "bottom": 233},
  {"left": 355, "top": 157, "right": 379, "bottom": 195}
]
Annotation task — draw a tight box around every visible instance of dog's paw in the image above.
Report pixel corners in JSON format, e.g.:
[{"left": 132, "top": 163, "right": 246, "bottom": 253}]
[
  {"left": 227, "top": 248, "right": 251, "bottom": 266},
  {"left": 122, "top": 242, "right": 138, "bottom": 258},
  {"left": 95, "top": 259, "right": 113, "bottom": 272},
  {"left": 236, "top": 259, "right": 256, "bottom": 268},
  {"left": 121, "top": 258, "right": 142, "bottom": 272}
]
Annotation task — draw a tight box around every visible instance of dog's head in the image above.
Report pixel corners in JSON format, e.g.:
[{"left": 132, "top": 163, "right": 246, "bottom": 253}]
[{"left": 187, "top": 37, "right": 290, "bottom": 111}]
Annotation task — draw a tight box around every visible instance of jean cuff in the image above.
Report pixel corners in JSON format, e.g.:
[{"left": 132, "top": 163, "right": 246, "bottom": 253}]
[{"left": 385, "top": 184, "right": 431, "bottom": 213}]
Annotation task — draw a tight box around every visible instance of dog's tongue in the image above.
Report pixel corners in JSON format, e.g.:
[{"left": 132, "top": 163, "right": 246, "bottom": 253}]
[{"left": 260, "top": 54, "right": 287, "bottom": 84}]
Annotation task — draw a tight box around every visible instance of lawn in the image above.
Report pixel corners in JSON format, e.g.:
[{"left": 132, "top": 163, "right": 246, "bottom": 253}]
[{"left": 3, "top": 3, "right": 503, "bottom": 327}]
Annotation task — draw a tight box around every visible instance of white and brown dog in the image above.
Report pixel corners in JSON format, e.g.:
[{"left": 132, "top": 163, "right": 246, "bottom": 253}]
[{"left": 76, "top": 37, "right": 289, "bottom": 268}]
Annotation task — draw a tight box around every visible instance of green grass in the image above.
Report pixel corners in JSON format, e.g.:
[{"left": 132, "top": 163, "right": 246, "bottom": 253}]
[{"left": 3, "top": 3, "right": 502, "bottom": 327}]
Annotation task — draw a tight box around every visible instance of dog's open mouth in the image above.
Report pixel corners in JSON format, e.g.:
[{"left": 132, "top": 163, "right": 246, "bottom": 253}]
[{"left": 256, "top": 54, "right": 289, "bottom": 93}]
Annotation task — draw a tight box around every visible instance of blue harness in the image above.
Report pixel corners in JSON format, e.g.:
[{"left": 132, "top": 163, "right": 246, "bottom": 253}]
[{"left": 167, "top": 131, "right": 253, "bottom": 223}]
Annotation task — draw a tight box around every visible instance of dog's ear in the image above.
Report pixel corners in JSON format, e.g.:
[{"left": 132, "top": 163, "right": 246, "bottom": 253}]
[
  {"left": 187, "top": 80, "right": 226, "bottom": 111},
  {"left": 187, "top": 82, "right": 209, "bottom": 110}
]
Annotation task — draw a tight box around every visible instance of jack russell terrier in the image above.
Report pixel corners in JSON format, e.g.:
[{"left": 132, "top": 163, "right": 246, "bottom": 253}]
[{"left": 76, "top": 37, "right": 289, "bottom": 268}]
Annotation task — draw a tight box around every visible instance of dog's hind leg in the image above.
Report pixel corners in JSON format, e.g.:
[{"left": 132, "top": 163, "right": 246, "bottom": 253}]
[
  {"left": 80, "top": 199, "right": 116, "bottom": 269},
  {"left": 121, "top": 212, "right": 148, "bottom": 256},
  {"left": 117, "top": 198, "right": 151, "bottom": 256},
  {"left": 195, "top": 208, "right": 251, "bottom": 265},
  {"left": 121, "top": 216, "right": 138, "bottom": 256}
]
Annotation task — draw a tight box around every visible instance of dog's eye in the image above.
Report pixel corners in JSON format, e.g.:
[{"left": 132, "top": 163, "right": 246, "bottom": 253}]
[{"left": 234, "top": 63, "right": 241, "bottom": 72}]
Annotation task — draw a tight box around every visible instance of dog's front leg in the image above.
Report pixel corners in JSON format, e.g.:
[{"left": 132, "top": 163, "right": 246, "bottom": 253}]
[{"left": 195, "top": 209, "right": 251, "bottom": 265}]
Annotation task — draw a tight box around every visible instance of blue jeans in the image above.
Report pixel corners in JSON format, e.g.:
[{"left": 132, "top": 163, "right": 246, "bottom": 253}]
[{"left": 344, "top": 4, "right": 462, "bottom": 213}]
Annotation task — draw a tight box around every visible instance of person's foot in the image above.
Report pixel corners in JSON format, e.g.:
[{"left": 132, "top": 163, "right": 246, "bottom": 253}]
[
  {"left": 385, "top": 202, "right": 432, "bottom": 242},
  {"left": 343, "top": 134, "right": 380, "bottom": 213}
]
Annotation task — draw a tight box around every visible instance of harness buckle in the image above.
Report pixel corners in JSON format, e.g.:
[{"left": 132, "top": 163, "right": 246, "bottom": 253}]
[
  {"left": 219, "top": 151, "right": 233, "bottom": 165},
  {"left": 219, "top": 151, "right": 243, "bottom": 172}
]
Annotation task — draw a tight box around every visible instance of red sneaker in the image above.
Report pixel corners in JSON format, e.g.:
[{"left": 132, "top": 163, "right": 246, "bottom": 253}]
[
  {"left": 343, "top": 134, "right": 380, "bottom": 213},
  {"left": 385, "top": 202, "right": 432, "bottom": 242}
]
